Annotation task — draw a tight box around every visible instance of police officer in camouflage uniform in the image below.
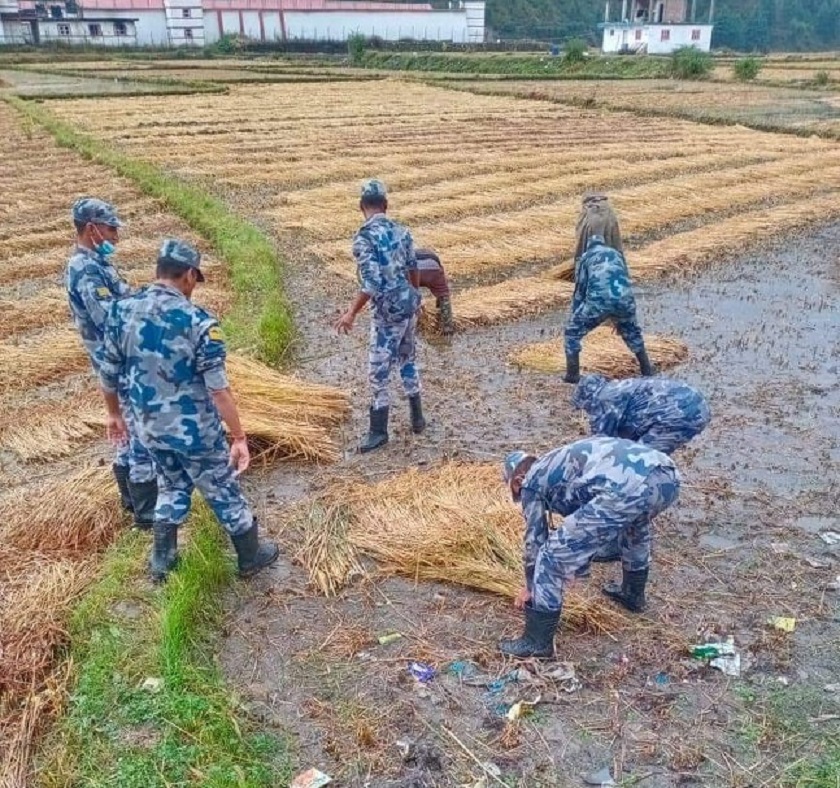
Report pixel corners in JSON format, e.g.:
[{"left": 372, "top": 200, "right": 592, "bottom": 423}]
[
  {"left": 563, "top": 194, "right": 654, "bottom": 384},
  {"left": 65, "top": 197, "right": 157, "bottom": 528},
  {"left": 335, "top": 179, "right": 425, "bottom": 453},
  {"left": 499, "top": 437, "right": 680, "bottom": 659},
  {"left": 573, "top": 374, "right": 711, "bottom": 455},
  {"left": 98, "top": 240, "right": 279, "bottom": 582}
]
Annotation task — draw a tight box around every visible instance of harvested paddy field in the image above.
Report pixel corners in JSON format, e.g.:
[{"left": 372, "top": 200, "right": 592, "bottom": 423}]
[
  {"left": 46, "top": 79, "right": 840, "bottom": 330},
  {"left": 8, "top": 69, "right": 840, "bottom": 786}
]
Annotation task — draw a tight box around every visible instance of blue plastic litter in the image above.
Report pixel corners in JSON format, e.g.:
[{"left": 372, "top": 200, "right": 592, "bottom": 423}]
[{"left": 408, "top": 661, "right": 436, "bottom": 683}]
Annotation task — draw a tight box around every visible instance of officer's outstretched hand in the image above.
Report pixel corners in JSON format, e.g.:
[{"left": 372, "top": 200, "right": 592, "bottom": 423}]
[
  {"left": 514, "top": 586, "right": 532, "bottom": 610},
  {"left": 106, "top": 413, "right": 128, "bottom": 446},
  {"left": 334, "top": 310, "right": 355, "bottom": 334},
  {"left": 229, "top": 436, "right": 250, "bottom": 477}
]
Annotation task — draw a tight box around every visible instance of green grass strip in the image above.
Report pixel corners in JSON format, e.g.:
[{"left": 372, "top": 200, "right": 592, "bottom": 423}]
[
  {"left": 39, "top": 511, "right": 293, "bottom": 787},
  {"left": 5, "top": 94, "right": 294, "bottom": 366}
]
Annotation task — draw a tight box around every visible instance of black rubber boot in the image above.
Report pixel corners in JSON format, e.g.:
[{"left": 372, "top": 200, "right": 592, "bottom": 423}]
[
  {"left": 436, "top": 296, "right": 454, "bottom": 336},
  {"left": 591, "top": 540, "right": 621, "bottom": 563},
  {"left": 409, "top": 394, "right": 426, "bottom": 435},
  {"left": 499, "top": 604, "right": 561, "bottom": 659},
  {"left": 562, "top": 353, "right": 580, "bottom": 384},
  {"left": 359, "top": 406, "right": 389, "bottom": 453},
  {"left": 636, "top": 349, "right": 655, "bottom": 377},
  {"left": 149, "top": 521, "right": 178, "bottom": 583},
  {"left": 128, "top": 479, "right": 157, "bottom": 531},
  {"left": 113, "top": 463, "right": 134, "bottom": 513},
  {"left": 602, "top": 568, "right": 649, "bottom": 613},
  {"left": 230, "top": 520, "right": 280, "bottom": 578}
]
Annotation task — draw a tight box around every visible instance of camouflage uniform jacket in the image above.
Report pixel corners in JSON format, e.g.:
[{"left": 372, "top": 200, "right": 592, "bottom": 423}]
[
  {"left": 571, "top": 234, "right": 636, "bottom": 314},
  {"left": 573, "top": 375, "right": 710, "bottom": 440},
  {"left": 519, "top": 437, "right": 677, "bottom": 584},
  {"left": 99, "top": 283, "right": 229, "bottom": 452},
  {"left": 65, "top": 245, "right": 132, "bottom": 373},
  {"left": 353, "top": 213, "right": 419, "bottom": 322}
]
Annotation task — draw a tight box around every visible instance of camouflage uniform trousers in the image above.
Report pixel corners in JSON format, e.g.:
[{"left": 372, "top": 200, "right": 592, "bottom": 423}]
[
  {"left": 564, "top": 304, "right": 645, "bottom": 356},
  {"left": 148, "top": 431, "right": 254, "bottom": 537},
  {"left": 635, "top": 404, "right": 711, "bottom": 455},
  {"left": 114, "top": 387, "right": 156, "bottom": 483},
  {"left": 530, "top": 466, "right": 680, "bottom": 612},
  {"left": 369, "top": 314, "right": 420, "bottom": 409}
]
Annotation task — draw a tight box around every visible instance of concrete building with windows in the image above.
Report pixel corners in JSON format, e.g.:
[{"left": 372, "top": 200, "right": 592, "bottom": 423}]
[
  {"left": 600, "top": 0, "right": 713, "bottom": 55},
  {"left": 0, "top": 0, "right": 485, "bottom": 46}
]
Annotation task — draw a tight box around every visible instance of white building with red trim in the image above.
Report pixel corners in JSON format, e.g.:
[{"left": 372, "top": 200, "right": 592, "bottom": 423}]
[
  {"left": 600, "top": 0, "right": 713, "bottom": 55},
  {"left": 0, "top": 0, "right": 485, "bottom": 46}
]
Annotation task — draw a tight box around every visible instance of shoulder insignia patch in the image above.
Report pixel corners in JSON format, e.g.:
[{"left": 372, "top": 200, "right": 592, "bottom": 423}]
[
  {"left": 208, "top": 326, "right": 225, "bottom": 342},
  {"left": 96, "top": 286, "right": 111, "bottom": 298}
]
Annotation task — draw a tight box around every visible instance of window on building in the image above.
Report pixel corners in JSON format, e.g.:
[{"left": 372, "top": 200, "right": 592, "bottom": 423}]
[
  {"left": 634, "top": 29, "right": 642, "bottom": 41},
  {"left": 114, "top": 21, "right": 127, "bottom": 35},
  {"left": 88, "top": 22, "right": 102, "bottom": 36},
  {"left": 660, "top": 29, "right": 670, "bottom": 41},
  {"left": 184, "top": 27, "right": 194, "bottom": 40},
  {"left": 181, "top": 7, "right": 191, "bottom": 17},
  {"left": 49, "top": 5, "right": 63, "bottom": 18},
  {"left": 58, "top": 22, "right": 70, "bottom": 34},
  {"left": 65, "top": 0, "right": 78, "bottom": 13},
  {"left": 691, "top": 28, "right": 701, "bottom": 41},
  {"left": 609, "top": 29, "right": 615, "bottom": 36}
]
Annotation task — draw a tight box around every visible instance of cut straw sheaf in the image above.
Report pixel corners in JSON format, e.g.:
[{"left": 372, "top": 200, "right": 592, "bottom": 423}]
[
  {"left": 510, "top": 328, "right": 690, "bottom": 377},
  {"left": 295, "top": 463, "right": 632, "bottom": 636},
  {"left": 0, "top": 328, "right": 89, "bottom": 394}
]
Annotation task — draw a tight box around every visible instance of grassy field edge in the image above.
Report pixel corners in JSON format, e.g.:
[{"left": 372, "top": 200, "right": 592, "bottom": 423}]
[
  {"left": 5, "top": 94, "right": 295, "bottom": 366},
  {"left": 37, "top": 510, "right": 293, "bottom": 787}
]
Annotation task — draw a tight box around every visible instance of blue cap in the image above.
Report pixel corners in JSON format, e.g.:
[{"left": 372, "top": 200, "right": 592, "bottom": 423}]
[
  {"left": 571, "top": 374, "right": 608, "bottom": 410},
  {"left": 360, "top": 178, "right": 388, "bottom": 202},
  {"left": 157, "top": 238, "right": 204, "bottom": 281},
  {"left": 72, "top": 197, "right": 122, "bottom": 228},
  {"left": 502, "top": 451, "right": 529, "bottom": 484}
]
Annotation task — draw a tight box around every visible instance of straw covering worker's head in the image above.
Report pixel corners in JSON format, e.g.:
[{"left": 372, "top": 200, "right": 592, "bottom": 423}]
[
  {"left": 72, "top": 197, "right": 122, "bottom": 258},
  {"left": 502, "top": 450, "right": 537, "bottom": 503},
  {"left": 359, "top": 178, "right": 388, "bottom": 219},
  {"left": 575, "top": 192, "right": 623, "bottom": 260}
]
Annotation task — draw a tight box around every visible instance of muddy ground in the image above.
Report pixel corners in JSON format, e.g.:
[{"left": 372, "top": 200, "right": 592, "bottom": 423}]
[{"left": 219, "top": 222, "right": 840, "bottom": 786}]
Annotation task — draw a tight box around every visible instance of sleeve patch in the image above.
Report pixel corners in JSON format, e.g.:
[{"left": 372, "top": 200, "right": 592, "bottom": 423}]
[
  {"left": 208, "top": 326, "right": 225, "bottom": 342},
  {"left": 96, "top": 286, "right": 111, "bottom": 298}
]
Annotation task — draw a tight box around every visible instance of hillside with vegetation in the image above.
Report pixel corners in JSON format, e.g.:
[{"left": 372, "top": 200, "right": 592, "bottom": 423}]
[{"left": 484, "top": 0, "right": 840, "bottom": 52}]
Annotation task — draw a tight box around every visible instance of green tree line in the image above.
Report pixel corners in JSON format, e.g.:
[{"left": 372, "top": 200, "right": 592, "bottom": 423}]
[{"left": 483, "top": 0, "right": 840, "bottom": 51}]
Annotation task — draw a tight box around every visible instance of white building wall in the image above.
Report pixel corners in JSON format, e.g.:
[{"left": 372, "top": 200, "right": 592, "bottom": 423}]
[
  {"left": 116, "top": 10, "right": 169, "bottom": 46},
  {"left": 40, "top": 18, "right": 138, "bottom": 45},
  {"left": 283, "top": 10, "right": 472, "bottom": 42},
  {"left": 601, "top": 23, "right": 711, "bottom": 53},
  {"left": 164, "top": 0, "right": 204, "bottom": 46},
  {"left": 464, "top": 1, "right": 484, "bottom": 43}
]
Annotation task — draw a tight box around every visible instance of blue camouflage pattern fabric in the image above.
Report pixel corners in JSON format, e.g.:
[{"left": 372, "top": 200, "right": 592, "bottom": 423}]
[
  {"left": 99, "top": 283, "right": 252, "bottom": 535},
  {"left": 517, "top": 437, "right": 680, "bottom": 612},
  {"left": 573, "top": 374, "right": 711, "bottom": 455},
  {"left": 353, "top": 213, "right": 421, "bottom": 408},
  {"left": 65, "top": 245, "right": 155, "bottom": 482},
  {"left": 565, "top": 234, "right": 644, "bottom": 355}
]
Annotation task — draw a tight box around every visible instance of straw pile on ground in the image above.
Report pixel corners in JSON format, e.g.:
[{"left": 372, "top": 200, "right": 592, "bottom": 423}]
[
  {"left": 510, "top": 327, "right": 689, "bottom": 377},
  {"left": 295, "top": 463, "right": 631, "bottom": 636}
]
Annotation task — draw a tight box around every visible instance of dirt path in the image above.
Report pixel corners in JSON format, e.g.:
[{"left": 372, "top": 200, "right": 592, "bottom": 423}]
[{"left": 220, "top": 223, "right": 840, "bottom": 785}]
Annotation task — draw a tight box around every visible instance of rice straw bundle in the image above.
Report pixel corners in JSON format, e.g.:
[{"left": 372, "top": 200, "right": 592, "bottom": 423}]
[
  {"left": 0, "top": 393, "right": 103, "bottom": 462},
  {"left": 511, "top": 328, "right": 689, "bottom": 377},
  {"left": 0, "top": 288, "right": 68, "bottom": 338},
  {"left": 0, "top": 553, "right": 97, "bottom": 717},
  {"left": 296, "top": 463, "right": 631, "bottom": 635},
  {"left": 0, "top": 467, "right": 119, "bottom": 553},
  {"left": 448, "top": 279, "right": 575, "bottom": 330},
  {"left": 0, "top": 328, "right": 88, "bottom": 394}
]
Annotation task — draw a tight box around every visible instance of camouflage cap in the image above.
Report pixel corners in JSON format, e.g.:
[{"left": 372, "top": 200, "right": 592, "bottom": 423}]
[
  {"left": 360, "top": 178, "right": 388, "bottom": 202},
  {"left": 502, "top": 451, "right": 530, "bottom": 484},
  {"left": 72, "top": 197, "right": 123, "bottom": 228},
  {"left": 157, "top": 238, "right": 204, "bottom": 282},
  {"left": 571, "top": 374, "right": 608, "bottom": 410}
]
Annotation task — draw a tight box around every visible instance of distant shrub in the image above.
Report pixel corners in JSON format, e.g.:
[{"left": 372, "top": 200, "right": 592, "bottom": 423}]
[
  {"left": 563, "top": 38, "right": 588, "bottom": 64},
  {"left": 211, "top": 33, "right": 239, "bottom": 55},
  {"left": 671, "top": 46, "right": 713, "bottom": 79},
  {"left": 733, "top": 56, "right": 762, "bottom": 81},
  {"left": 815, "top": 70, "right": 830, "bottom": 86},
  {"left": 348, "top": 33, "right": 366, "bottom": 65}
]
